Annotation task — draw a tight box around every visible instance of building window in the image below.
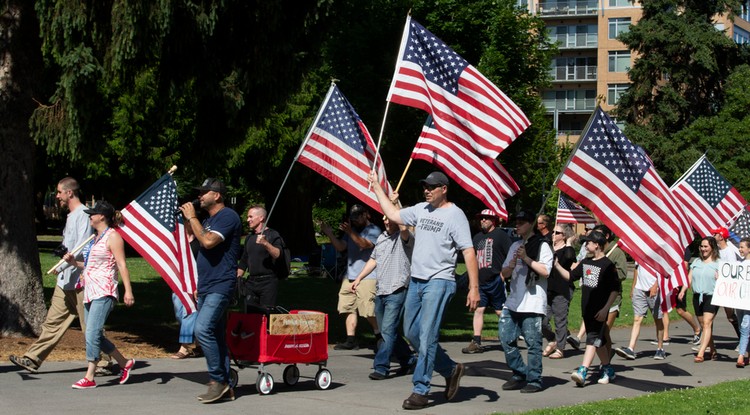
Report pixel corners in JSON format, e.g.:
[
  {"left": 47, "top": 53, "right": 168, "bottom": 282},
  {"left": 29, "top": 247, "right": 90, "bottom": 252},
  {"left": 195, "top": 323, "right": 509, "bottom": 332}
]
[
  {"left": 609, "top": 0, "right": 632, "bottom": 6},
  {"left": 607, "top": 84, "right": 630, "bottom": 105},
  {"left": 608, "top": 17, "right": 631, "bottom": 39},
  {"left": 735, "top": 26, "right": 750, "bottom": 44},
  {"left": 549, "top": 24, "right": 598, "bottom": 48},
  {"left": 608, "top": 51, "right": 631, "bottom": 72},
  {"left": 741, "top": 1, "right": 750, "bottom": 21},
  {"left": 543, "top": 89, "right": 597, "bottom": 111}
]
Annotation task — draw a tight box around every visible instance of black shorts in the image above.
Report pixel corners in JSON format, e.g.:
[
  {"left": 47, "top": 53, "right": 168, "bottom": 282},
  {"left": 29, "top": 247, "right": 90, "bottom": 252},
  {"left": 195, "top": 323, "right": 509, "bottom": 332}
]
[
  {"left": 672, "top": 286, "right": 688, "bottom": 310},
  {"left": 692, "top": 293, "right": 720, "bottom": 317}
]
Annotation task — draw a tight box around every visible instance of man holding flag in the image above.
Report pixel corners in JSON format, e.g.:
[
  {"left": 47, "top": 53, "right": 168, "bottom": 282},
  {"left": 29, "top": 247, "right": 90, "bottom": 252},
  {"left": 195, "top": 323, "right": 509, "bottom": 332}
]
[
  {"left": 180, "top": 178, "right": 242, "bottom": 404},
  {"left": 368, "top": 170, "right": 479, "bottom": 410}
]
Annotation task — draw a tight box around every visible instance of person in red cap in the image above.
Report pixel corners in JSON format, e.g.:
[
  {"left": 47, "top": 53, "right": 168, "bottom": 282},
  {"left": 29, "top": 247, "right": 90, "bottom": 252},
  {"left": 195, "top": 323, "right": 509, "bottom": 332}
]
[
  {"left": 711, "top": 226, "right": 742, "bottom": 340},
  {"left": 461, "top": 209, "right": 512, "bottom": 354}
]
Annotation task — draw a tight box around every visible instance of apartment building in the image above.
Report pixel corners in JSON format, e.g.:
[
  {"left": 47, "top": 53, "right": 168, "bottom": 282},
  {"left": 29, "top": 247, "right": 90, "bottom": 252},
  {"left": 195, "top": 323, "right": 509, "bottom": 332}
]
[{"left": 520, "top": 0, "right": 750, "bottom": 144}]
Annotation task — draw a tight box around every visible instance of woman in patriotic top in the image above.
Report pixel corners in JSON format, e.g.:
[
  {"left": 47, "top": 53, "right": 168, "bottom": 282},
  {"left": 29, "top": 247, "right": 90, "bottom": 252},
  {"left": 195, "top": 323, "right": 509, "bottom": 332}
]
[{"left": 64, "top": 201, "right": 135, "bottom": 389}]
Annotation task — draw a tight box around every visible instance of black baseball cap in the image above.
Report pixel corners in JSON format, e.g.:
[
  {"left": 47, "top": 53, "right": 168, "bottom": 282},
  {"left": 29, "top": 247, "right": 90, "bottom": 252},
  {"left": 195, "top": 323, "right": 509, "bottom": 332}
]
[
  {"left": 84, "top": 201, "right": 115, "bottom": 219},
  {"left": 581, "top": 231, "right": 608, "bottom": 247},
  {"left": 195, "top": 178, "right": 227, "bottom": 195},
  {"left": 419, "top": 171, "right": 449, "bottom": 187},
  {"left": 514, "top": 210, "right": 534, "bottom": 223}
]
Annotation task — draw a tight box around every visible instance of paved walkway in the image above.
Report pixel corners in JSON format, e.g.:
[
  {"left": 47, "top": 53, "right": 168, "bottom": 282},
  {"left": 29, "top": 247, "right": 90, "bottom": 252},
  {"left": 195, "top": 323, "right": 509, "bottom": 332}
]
[{"left": 0, "top": 316, "right": 744, "bottom": 415}]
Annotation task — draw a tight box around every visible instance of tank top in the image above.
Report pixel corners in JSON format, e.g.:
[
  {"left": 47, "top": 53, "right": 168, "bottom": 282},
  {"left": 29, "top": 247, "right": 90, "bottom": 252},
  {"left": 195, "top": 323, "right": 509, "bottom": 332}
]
[{"left": 82, "top": 228, "right": 118, "bottom": 303}]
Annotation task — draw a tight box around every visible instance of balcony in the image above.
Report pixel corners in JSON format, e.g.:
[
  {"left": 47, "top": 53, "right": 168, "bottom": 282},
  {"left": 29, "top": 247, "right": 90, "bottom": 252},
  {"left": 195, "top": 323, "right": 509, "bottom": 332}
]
[
  {"left": 537, "top": 0, "right": 598, "bottom": 17},
  {"left": 549, "top": 65, "right": 597, "bottom": 82},
  {"left": 552, "top": 33, "right": 598, "bottom": 49},
  {"left": 543, "top": 99, "right": 597, "bottom": 113}
]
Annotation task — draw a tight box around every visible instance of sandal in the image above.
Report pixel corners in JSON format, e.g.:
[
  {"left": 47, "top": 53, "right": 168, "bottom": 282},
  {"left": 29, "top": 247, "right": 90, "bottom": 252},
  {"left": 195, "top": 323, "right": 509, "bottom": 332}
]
[
  {"left": 694, "top": 355, "right": 704, "bottom": 363},
  {"left": 170, "top": 350, "right": 192, "bottom": 359},
  {"left": 737, "top": 356, "right": 745, "bottom": 368},
  {"left": 542, "top": 342, "right": 557, "bottom": 357},
  {"left": 548, "top": 349, "right": 564, "bottom": 359},
  {"left": 710, "top": 351, "right": 718, "bottom": 361}
]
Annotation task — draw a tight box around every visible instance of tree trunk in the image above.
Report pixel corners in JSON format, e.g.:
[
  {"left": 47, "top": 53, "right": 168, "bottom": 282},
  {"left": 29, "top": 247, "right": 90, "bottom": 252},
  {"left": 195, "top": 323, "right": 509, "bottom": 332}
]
[{"left": 0, "top": 1, "right": 47, "bottom": 336}]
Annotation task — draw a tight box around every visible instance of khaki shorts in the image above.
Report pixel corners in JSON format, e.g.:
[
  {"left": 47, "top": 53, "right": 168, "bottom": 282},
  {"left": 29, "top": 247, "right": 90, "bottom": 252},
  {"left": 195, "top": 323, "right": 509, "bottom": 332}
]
[{"left": 337, "top": 279, "right": 376, "bottom": 317}]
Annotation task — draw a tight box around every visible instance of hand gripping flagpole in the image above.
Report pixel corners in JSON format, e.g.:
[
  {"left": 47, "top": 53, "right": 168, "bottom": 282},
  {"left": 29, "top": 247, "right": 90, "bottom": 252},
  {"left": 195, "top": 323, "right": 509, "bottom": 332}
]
[
  {"left": 46, "top": 234, "right": 96, "bottom": 274},
  {"left": 262, "top": 82, "right": 338, "bottom": 233}
]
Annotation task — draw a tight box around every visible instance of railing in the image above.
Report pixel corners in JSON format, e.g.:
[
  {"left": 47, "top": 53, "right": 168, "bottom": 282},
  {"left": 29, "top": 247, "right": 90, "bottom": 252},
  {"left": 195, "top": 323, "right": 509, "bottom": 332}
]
[
  {"left": 537, "top": 0, "right": 598, "bottom": 17},
  {"left": 549, "top": 65, "right": 597, "bottom": 81},
  {"left": 542, "top": 98, "right": 597, "bottom": 111},
  {"left": 551, "top": 33, "right": 598, "bottom": 48}
]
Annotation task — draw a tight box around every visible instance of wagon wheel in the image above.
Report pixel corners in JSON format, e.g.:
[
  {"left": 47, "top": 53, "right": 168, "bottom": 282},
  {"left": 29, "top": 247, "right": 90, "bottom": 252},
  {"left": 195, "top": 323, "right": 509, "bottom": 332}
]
[
  {"left": 256, "top": 373, "right": 274, "bottom": 395},
  {"left": 314, "top": 369, "right": 332, "bottom": 390},
  {"left": 283, "top": 365, "right": 300, "bottom": 386},
  {"left": 229, "top": 368, "right": 239, "bottom": 389}
]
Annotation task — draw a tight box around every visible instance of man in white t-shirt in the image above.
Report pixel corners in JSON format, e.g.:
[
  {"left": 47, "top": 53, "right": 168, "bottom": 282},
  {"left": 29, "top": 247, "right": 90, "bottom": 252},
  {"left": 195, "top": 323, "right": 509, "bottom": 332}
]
[
  {"left": 614, "top": 265, "right": 666, "bottom": 361},
  {"left": 499, "top": 210, "right": 553, "bottom": 393}
]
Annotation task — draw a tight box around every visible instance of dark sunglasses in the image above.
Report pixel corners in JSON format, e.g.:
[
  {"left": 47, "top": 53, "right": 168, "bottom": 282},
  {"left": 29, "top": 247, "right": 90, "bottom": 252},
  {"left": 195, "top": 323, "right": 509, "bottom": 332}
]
[
  {"left": 552, "top": 231, "right": 564, "bottom": 235},
  {"left": 422, "top": 184, "right": 443, "bottom": 191}
]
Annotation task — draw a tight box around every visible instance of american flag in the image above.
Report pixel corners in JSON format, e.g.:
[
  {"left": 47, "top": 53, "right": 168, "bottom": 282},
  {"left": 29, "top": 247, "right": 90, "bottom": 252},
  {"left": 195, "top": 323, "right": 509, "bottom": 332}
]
[
  {"left": 670, "top": 155, "right": 747, "bottom": 237},
  {"left": 411, "top": 117, "right": 518, "bottom": 220},
  {"left": 557, "top": 107, "right": 692, "bottom": 282},
  {"left": 729, "top": 207, "right": 750, "bottom": 245},
  {"left": 117, "top": 174, "right": 198, "bottom": 314},
  {"left": 297, "top": 84, "right": 392, "bottom": 213},
  {"left": 556, "top": 193, "right": 596, "bottom": 224},
  {"left": 387, "top": 16, "right": 530, "bottom": 159}
]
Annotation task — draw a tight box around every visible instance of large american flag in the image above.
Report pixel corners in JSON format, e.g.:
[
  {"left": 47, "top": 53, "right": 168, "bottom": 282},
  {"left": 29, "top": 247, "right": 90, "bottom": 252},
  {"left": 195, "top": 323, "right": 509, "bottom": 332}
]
[
  {"left": 411, "top": 117, "right": 518, "bottom": 220},
  {"left": 297, "top": 84, "right": 392, "bottom": 213},
  {"left": 557, "top": 107, "right": 692, "bottom": 282},
  {"left": 118, "top": 174, "right": 198, "bottom": 314},
  {"left": 387, "top": 16, "right": 530, "bottom": 159},
  {"left": 556, "top": 193, "right": 596, "bottom": 224},
  {"left": 670, "top": 155, "right": 747, "bottom": 237}
]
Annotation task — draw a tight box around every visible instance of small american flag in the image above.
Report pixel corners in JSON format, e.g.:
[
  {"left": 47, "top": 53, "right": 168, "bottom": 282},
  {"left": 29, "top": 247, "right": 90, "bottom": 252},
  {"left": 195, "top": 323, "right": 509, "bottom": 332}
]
[
  {"left": 387, "top": 16, "right": 530, "bottom": 159},
  {"left": 729, "top": 207, "right": 750, "bottom": 245},
  {"left": 411, "top": 117, "right": 518, "bottom": 220},
  {"left": 556, "top": 193, "right": 596, "bottom": 224},
  {"left": 297, "top": 84, "right": 392, "bottom": 212},
  {"left": 118, "top": 174, "right": 198, "bottom": 314},
  {"left": 557, "top": 107, "right": 692, "bottom": 283},
  {"left": 671, "top": 155, "right": 747, "bottom": 237}
]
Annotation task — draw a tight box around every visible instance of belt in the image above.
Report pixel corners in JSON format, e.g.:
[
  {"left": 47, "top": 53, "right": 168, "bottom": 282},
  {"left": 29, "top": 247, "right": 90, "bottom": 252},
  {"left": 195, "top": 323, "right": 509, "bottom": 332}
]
[{"left": 246, "top": 274, "right": 275, "bottom": 281}]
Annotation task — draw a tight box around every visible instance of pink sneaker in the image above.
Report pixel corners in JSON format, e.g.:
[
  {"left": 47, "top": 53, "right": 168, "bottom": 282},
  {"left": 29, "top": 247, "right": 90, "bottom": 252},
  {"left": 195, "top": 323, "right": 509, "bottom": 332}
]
[
  {"left": 119, "top": 359, "right": 135, "bottom": 385},
  {"left": 72, "top": 378, "right": 97, "bottom": 389}
]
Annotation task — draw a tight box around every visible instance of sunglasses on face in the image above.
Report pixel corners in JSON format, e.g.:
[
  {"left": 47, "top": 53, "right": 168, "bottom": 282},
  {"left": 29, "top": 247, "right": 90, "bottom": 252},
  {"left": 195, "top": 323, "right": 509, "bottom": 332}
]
[
  {"left": 552, "top": 231, "right": 564, "bottom": 235},
  {"left": 423, "top": 184, "right": 442, "bottom": 191}
]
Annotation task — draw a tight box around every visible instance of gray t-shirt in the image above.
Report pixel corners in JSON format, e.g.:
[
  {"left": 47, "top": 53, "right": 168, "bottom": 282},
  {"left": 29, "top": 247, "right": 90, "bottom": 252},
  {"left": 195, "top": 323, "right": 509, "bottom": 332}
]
[
  {"left": 400, "top": 202, "right": 472, "bottom": 281},
  {"left": 344, "top": 223, "right": 381, "bottom": 281},
  {"left": 57, "top": 204, "right": 94, "bottom": 290}
]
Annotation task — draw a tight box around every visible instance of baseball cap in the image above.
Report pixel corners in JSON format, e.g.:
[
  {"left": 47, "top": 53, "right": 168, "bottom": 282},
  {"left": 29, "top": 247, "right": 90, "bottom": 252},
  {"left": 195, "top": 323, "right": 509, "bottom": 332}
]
[
  {"left": 581, "top": 230, "right": 607, "bottom": 247},
  {"left": 514, "top": 210, "right": 534, "bottom": 223},
  {"left": 349, "top": 204, "right": 367, "bottom": 219},
  {"left": 710, "top": 227, "right": 729, "bottom": 239},
  {"left": 419, "top": 171, "right": 449, "bottom": 187},
  {"left": 84, "top": 201, "right": 115, "bottom": 219},
  {"left": 195, "top": 178, "right": 227, "bottom": 195}
]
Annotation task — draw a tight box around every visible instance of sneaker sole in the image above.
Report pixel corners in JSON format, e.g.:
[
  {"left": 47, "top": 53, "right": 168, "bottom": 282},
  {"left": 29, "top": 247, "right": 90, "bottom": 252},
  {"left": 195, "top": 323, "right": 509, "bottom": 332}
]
[
  {"left": 571, "top": 373, "right": 585, "bottom": 386},
  {"left": 615, "top": 349, "right": 636, "bottom": 360},
  {"left": 9, "top": 357, "right": 39, "bottom": 373},
  {"left": 119, "top": 359, "right": 136, "bottom": 384}
]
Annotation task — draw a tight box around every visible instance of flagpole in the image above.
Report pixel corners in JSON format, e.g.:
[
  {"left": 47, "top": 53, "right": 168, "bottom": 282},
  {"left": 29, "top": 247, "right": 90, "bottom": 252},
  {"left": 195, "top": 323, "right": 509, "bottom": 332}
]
[
  {"left": 46, "top": 234, "right": 96, "bottom": 274},
  {"left": 552, "top": 106, "right": 600, "bottom": 188},
  {"left": 264, "top": 82, "right": 338, "bottom": 231},
  {"left": 669, "top": 154, "right": 705, "bottom": 190},
  {"left": 394, "top": 158, "right": 414, "bottom": 193}
]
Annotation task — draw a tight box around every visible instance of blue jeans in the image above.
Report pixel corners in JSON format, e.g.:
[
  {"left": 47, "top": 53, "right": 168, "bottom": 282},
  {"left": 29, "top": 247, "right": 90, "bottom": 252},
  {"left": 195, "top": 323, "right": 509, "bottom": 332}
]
[
  {"left": 738, "top": 309, "right": 750, "bottom": 356},
  {"left": 499, "top": 308, "right": 543, "bottom": 387},
  {"left": 172, "top": 293, "right": 196, "bottom": 344},
  {"left": 373, "top": 288, "right": 414, "bottom": 375},
  {"left": 195, "top": 293, "right": 231, "bottom": 383},
  {"left": 403, "top": 278, "right": 456, "bottom": 396},
  {"left": 84, "top": 297, "right": 116, "bottom": 362}
]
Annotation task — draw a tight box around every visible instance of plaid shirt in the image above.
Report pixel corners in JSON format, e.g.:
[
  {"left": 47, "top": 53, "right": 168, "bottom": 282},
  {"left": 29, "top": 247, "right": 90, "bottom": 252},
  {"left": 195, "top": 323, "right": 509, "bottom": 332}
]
[{"left": 371, "top": 229, "right": 414, "bottom": 296}]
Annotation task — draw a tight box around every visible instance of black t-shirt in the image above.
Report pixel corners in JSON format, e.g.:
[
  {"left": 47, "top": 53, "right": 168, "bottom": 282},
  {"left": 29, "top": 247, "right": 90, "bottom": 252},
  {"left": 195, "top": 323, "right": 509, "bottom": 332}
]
[
  {"left": 548, "top": 245, "right": 576, "bottom": 296},
  {"left": 238, "top": 227, "right": 284, "bottom": 277},
  {"left": 570, "top": 256, "right": 621, "bottom": 320},
  {"left": 473, "top": 227, "right": 512, "bottom": 284}
]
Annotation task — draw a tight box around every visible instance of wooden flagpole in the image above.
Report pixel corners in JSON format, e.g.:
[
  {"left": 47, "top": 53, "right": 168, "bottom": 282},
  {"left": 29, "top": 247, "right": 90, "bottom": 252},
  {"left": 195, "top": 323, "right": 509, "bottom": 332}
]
[{"left": 46, "top": 234, "right": 95, "bottom": 274}]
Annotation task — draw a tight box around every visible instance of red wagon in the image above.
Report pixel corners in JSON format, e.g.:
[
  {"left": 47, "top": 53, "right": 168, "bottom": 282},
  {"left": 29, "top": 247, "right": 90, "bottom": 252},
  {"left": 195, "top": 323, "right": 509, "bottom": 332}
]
[{"left": 226, "top": 309, "right": 331, "bottom": 394}]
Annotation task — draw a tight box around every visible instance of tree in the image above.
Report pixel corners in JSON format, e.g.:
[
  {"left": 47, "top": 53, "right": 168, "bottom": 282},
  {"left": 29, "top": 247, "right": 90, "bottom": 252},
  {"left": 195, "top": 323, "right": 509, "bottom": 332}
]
[
  {"left": 0, "top": 0, "right": 47, "bottom": 335},
  {"left": 616, "top": 0, "right": 749, "bottom": 182},
  {"left": 671, "top": 64, "right": 750, "bottom": 199}
]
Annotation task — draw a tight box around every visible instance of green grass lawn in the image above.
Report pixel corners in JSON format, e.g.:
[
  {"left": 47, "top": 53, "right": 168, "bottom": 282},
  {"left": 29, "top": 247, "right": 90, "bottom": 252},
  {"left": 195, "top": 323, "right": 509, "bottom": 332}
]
[{"left": 517, "top": 379, "right": 750, "bottom": 415}]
